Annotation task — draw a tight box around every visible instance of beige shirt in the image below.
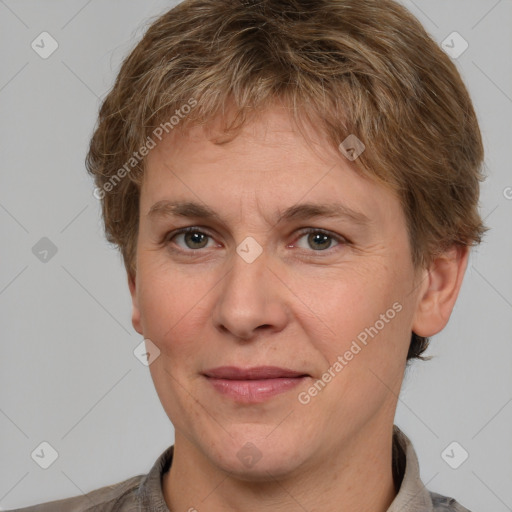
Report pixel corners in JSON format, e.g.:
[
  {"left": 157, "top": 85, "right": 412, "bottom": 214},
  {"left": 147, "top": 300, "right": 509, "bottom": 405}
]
[{"left": 7, "top": 425, "right": 473, "bottom": 511}]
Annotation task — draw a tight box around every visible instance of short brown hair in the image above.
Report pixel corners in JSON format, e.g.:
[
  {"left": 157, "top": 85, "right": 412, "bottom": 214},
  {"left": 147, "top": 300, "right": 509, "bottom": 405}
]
[{"left": 86, "top": 0, "right": 486, "bottom": 361}]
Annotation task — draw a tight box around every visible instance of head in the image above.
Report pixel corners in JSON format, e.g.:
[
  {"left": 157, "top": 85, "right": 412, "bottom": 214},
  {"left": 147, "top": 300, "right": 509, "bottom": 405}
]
[{"left": 86, "top": 0, "right": 485, "bottom": 478}]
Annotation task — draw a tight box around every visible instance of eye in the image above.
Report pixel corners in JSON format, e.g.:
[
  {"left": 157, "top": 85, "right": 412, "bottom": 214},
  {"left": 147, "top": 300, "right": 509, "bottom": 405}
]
[
  {"left": 292, "top": 228, "right": 346, "bottom": 251},
  {"left": 167, "top": 227, "right": 217, "bottom": 251},
  {"left": 164, "top": 226, "right": 348, "bottom": 254}
]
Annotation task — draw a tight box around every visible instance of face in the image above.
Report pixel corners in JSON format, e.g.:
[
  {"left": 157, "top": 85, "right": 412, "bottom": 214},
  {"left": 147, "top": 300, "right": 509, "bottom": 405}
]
[{"left": 129, "top": 108, "right": 425, "bottom": 479}]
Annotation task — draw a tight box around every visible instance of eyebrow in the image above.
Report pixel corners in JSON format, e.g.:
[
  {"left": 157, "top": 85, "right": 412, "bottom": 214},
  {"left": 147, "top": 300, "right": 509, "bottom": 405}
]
[{"left": 147, "top": 200, "right": 371, "bottom": 226}]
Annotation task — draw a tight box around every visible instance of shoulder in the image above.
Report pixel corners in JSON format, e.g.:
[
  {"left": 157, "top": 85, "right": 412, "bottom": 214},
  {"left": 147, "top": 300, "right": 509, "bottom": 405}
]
[
  {"left": 430, "top": 491, "right": 475, "bottom": 512},
  {"left": 6, "top": 445, "right": 175, "bottom": 512},
  {"left": 4, "top": 474, "right": 145, "bottom": 512}
]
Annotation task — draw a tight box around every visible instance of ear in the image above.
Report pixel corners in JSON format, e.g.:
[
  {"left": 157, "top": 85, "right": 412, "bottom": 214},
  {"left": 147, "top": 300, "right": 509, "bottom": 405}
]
[
  {"left": 412, "top": 245, "right": 469, "bottom": 337},
  {"left": 128, "top": 272, "right": 143, "bottom": 335}
]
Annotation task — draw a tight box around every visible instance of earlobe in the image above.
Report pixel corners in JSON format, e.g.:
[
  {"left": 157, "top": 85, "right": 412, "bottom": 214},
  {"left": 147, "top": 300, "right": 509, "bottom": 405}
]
[
  {"left": 411, "top": 245, "right": 469, "bottom": 337},
  {"left": 128, "top": 272, "right": 143, "bottom": 335}
]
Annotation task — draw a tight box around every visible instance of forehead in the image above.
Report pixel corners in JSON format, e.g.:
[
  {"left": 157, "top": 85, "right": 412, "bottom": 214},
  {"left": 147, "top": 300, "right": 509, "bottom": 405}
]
[{"left": 141, "top": 109, "right": 403, "bottom": 229}]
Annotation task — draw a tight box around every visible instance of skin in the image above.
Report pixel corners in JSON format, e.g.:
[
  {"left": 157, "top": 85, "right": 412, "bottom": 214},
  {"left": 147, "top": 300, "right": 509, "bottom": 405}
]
[{"left": 128, "top": 107, "right": 468, "bottom": 512}]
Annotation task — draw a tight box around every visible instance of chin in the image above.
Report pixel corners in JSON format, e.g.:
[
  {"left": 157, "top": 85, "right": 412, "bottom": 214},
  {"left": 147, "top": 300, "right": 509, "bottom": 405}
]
[
  {"left": 205, "top": 434, "right": 309, "bottom": 481},
  {"left": 222, "top": 455, "right": 304, "bottom": 482}
]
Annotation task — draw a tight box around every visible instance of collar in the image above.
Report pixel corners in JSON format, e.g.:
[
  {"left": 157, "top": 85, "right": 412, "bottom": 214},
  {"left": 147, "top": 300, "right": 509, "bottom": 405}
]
[{"left": 388, "top": 425, "right": 434, "bottom": 511}]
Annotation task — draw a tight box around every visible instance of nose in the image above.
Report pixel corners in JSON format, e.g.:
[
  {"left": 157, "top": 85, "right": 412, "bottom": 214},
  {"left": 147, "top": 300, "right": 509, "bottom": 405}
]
[{"left": 212, "top": 247, "right": 289, "bottom": 341}]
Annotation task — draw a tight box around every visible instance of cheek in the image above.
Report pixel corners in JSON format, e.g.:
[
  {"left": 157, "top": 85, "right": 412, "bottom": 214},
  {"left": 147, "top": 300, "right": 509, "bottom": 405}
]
[
  {"left": 294, "top": 261, "right": 412, "bottom": 366},
  {"left": 296, "top": 266, "right": 412, "bottom": 429},
  {"left": 136, "top": 263, "right": 207, "bottom": 363}
]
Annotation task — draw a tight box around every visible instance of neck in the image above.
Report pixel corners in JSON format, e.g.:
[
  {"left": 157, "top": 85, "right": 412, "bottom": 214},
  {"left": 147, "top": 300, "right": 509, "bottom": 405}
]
[{"left": 163, "top": 421, "right": 397, "bottom": 512}]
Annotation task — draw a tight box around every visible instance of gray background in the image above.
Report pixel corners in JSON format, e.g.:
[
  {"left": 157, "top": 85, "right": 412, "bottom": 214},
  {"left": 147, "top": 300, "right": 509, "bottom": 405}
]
[{"left": 0, "top": 1, "right": 511, "bottom": 510}]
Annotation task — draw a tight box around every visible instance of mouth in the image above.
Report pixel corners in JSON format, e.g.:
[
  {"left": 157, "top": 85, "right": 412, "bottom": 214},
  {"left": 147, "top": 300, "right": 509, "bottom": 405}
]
[{"left": 202, "top": 366, "right": 310, "bottom": 403}]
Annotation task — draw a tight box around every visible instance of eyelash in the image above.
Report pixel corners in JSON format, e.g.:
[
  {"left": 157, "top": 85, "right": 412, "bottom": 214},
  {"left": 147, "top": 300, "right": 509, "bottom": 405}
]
[{"left": 163, "top": 226, "right": 349, "bottom": 255}]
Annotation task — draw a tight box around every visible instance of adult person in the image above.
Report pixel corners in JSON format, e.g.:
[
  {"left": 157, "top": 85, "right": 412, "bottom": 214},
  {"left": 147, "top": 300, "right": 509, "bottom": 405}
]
[{"left": 10, "top": 0, "right": 485, "bottom": 510}]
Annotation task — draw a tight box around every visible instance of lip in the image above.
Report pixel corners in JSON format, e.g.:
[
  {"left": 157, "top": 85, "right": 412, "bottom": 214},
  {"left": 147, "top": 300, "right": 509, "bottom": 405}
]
[
  {"left": 203, "top": 366, "right": 309, "bottom": 403},
  {"left": 203, "top": 366, "right": 307, "bottom": 380}
]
